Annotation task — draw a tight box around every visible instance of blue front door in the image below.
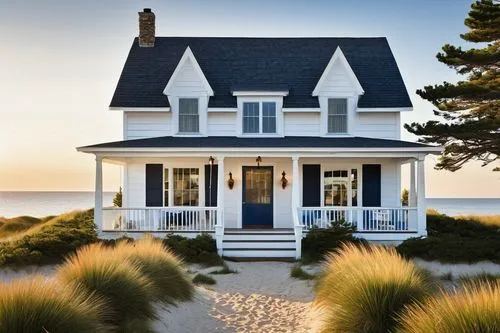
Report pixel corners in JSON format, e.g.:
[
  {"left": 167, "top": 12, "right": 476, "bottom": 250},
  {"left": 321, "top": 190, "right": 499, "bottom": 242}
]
[{"left": 242, "top": 166, "right": 273, "bottom": 228}]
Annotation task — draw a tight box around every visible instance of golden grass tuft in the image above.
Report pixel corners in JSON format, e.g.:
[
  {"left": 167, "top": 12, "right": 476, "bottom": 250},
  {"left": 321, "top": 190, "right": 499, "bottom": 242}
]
[
  {"left": 0, "top": 276, "right": 109, "bottom": 333},
  {"left": 56, "top": 243, "right": 157, "bottom": 329},
  {"left": 114, "top": 235, "right": 194, "bottom": 305},
  {"left": 397, "top": 281, "right": 500, "bottom": 333},
  {"left": 315, "top": 243, "right": 433, "bottom": 333},
  {"left": 457, "top": 214, "right": 500, "bottom": 227}
]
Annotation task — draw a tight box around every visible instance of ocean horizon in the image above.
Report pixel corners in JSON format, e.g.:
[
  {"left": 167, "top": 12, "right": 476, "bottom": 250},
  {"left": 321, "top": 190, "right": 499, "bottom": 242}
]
[{"left": 0, "top": 191, "right": 499, "bottom": 218}]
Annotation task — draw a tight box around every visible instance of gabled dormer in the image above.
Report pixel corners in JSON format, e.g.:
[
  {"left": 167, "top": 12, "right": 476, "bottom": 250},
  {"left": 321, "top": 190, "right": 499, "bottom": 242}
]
[
  {"left": 313, "top": 47, "right": 364, "bottom": 137},
  {"left": 164, "top": 47, "right": 214, "bottom": 136}
]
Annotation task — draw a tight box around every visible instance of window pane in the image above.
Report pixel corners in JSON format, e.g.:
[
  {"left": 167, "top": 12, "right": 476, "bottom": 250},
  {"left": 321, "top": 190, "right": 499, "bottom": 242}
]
[
  {"left": 243, "top": 102, "right": 260, "bottom": 133},
  {"left": 324, "top": 169, "right": 349, "bottom": 206},
  {"left": 179, "top": 99, "right": 199, "bottom": 133},
  {"left": 328, "top": 99, "right": 348, "bottom": 133},
  {"left": 262, "top": 102, "right": 276, "bottom": 133},
  {"left": 173, "top": 168, "right": 199, "bottom": 206}
]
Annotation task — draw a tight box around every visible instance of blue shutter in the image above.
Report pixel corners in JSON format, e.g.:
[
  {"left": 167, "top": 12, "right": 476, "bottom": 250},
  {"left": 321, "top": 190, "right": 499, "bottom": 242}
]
[
  {"left": 145, "top": 164, "right": 163, "bottom": 207},
  {"left": 302, "top": 164, "right": 321, "bottom": 207},
  {"left": 362, "top": 164, "right": 381, "bottom": 207},
  {"left": 204, "top": 164, "right": 218, "bottom": 207}
]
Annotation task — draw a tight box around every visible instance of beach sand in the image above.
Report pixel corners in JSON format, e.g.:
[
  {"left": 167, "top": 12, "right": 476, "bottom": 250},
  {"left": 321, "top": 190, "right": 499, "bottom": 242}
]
[{"left": 154, "top": 261, "right": 321, "bottom": 333}]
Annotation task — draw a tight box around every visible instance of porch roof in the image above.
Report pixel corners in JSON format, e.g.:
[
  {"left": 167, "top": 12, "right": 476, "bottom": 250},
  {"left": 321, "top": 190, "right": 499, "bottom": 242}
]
[{"left": 78, "top": 136, "right": 441, "bottom": 154}]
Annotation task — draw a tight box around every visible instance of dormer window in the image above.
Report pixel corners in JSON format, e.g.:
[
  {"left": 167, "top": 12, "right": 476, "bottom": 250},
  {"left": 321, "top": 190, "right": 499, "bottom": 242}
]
[
  {"left": 242, "top": 101, "right": 277, "bottom": 134},
  {"left": 327, "top": 98, "right": 348, "bottom": 134},
  {"left": 178, "top": 98, "right": 199, "bottom": 133}
]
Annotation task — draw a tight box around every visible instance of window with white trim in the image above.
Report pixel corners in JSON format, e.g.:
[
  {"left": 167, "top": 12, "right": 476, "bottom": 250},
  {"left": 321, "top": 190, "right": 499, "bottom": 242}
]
[
  {"left": 173, "top": 168, "right": 199, "bottom": 206},
  {"left": 178, "top": 98, "right": 199, "bottom": 133},
  {"left": 323, "top": 168, "right": 358, "bottom": 207},
  {"left": 327, "top": 98, "right": 348, "bottom": 134},
  {"left": 242, "top": 101, "right": 277, "bottom": 134}
]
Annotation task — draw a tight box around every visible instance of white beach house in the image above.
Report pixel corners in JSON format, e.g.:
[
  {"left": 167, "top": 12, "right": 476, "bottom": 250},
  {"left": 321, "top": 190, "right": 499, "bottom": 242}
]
[{"left": 78, "top": 9, "right": 441, "bottom": 259}]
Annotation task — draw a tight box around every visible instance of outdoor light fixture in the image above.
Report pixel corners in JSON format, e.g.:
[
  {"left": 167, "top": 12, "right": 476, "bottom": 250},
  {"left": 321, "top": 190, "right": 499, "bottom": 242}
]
[
  {"left": 208, "top": 156, "right": 215, "bottom": 165},
  {"left": 228, "top": 172, "right": 235, "bottom": 189},
  {"left": 281, "top": 171, "right": 288, "bottom": 189},
  {"left": 256, "top": 156, "right": 262, "bottom": 168}
]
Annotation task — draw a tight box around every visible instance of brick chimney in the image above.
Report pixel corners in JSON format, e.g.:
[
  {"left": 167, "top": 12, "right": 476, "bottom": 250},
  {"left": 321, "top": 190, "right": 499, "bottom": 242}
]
[{"left": 138, "top": 8, "right": 155, "bottom": 47}]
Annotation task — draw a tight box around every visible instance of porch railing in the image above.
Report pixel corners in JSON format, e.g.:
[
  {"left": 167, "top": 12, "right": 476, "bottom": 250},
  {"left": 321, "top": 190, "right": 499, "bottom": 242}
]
[
  {"left": 102, "top": 207, "right": 219, "bottom": 232},
  {"left": 297, "top": 206, "right": 418, "bottom": 232}
]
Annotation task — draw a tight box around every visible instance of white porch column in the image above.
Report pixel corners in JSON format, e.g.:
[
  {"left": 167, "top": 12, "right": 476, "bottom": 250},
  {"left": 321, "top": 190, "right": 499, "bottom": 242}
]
[
  {"left": 416, "top": 156, "right": 427, "bottom": 236},
  {"left": 291, "top": 156, "right": 302, "bottom": 259},
  {"left": 215, "top": 156, "right": 225, "bottom": 256},
  {"left": 409, "top": 160, "right": 417, "bottom": 206},
  {"left": 292, "top": 156, "right": 300, "bottom": 209},
  {"left": 94, "top": 156, "right": 103, "bottom": 232}
]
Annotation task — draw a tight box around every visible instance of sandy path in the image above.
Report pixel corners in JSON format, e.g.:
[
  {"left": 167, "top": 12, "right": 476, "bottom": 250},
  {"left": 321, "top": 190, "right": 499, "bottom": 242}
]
[
  {"left": 0, "top": 262, "right": 320, "bottom": 332},
  {"left": 155, "top": 262, "right": 320, "bottom": 333}
]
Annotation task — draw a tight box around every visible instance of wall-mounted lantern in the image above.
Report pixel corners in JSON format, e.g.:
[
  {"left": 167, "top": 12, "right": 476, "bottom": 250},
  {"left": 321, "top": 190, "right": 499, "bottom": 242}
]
[
  {"left": 256, "top": 156, "right": 262, "bottom": 168},
  {"left": 280, "top": 171, "right": 288, "bottom": 189},
  {"left": 228, "top": 172, "right": 235, "bottom": 190},
  {"left": 208, "top": 156, "right": 215, "bottom": 165}
]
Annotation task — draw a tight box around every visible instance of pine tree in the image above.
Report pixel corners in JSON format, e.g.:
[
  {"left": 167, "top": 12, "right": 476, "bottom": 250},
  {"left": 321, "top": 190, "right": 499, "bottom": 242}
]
[{"left": 405, "top": 0, "right": 500, "bottom": 171}]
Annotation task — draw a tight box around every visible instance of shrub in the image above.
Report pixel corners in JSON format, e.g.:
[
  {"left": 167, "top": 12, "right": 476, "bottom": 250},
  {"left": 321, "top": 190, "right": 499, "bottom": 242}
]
[
  {"left": 163, "top": 233, "right": 223, "bottom": 266},
  {"left": 290, "top": 264, "right": 315, "bottom": 280},
  {"left": 56, "top": 244, "right": 156, "bottom": 329},
  {"left": 398, "top": 281, "right": 500, "bottom": 333},
  {"left": 302, "top": 220, "right": 366, "bottom": 263},
  {"left": 0, "top": 276, "right": 109, "bottom": 333},
  {"left": 192, "top": 273, "right": 216, "bottom": 285},
  {"left": 114, "top": 235, "right": 194, "bottom": 306},
  {"left": 397, "top": 213, "right": 500, "bottom": 263},
  {"left": 315, "top": 243, "right": 433, "bottom": 333},
  {"left": 0, "top": 210, "right": 97, "bottom": 266}
]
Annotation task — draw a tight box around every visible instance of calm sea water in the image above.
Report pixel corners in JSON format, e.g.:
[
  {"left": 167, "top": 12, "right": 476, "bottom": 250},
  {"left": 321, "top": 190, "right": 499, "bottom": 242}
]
[{"left": 0, "top": 191, "right": 498, "bottom": 218}]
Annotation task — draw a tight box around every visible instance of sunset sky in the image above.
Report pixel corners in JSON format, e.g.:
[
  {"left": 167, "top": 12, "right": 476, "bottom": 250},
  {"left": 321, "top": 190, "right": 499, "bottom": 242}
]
[{"left": 0, "top": 0, "right": 498, "bottom": 197}]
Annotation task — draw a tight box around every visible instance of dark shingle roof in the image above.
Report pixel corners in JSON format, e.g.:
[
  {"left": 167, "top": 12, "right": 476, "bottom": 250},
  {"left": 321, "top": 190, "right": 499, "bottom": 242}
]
[
  {"left": 80, "top": 136, "right": 430, "bottom": 150},
  {"left": 110, "top": 37, "right": 412, "bottom": 109}
]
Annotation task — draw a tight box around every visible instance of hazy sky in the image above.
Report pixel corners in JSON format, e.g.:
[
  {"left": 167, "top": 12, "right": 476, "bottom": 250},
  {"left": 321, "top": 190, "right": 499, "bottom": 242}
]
[{"left": 0, "top": 0, "right": 498, "bottom": 197}]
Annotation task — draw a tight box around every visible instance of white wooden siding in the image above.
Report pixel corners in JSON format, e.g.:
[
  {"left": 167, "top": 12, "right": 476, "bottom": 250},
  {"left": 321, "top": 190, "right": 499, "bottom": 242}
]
[
  {"left": 317, "top": 60, "right": 358, "bottom": 95},
  {"left": 284, "top": 113, "right": 321, "bottom": 136},
  {"left": 167, "top": 58, "right": 208, "bottom": 96},
  {"left": 125, "top": 112, "right": 171, "bottom": 140},
  {"left": 126, "top": 163, "right": 146, "bottom": 207},
  {"left": 207, "top": 113, "right": 237, "bottom": 136},
  {"left": 355, "top": 112, "right": 401, "bottom": 140}
]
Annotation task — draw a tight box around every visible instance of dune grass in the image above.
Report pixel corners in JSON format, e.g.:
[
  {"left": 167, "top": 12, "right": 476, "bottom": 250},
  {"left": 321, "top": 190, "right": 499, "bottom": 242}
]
[
  {"left": 397, "top": 281, "right": 500, "bottom": 333},
  {"left": 460, "top": 272, "right": 500, "bottom": 288},
  {"left": 0, "top": 215, "right": 53, "bottom": 239},
  {"left": 0, "top": 276, "right": 109, "bottom": 333},
  {"left": 315, "top": 243, "right": 433, "bottom": 333},
  {"left": 456, "top": 214, "right": 500, "bottom": 227},
  {"left": 56, "top": 243, "right": 157, "bottom": 329},
  {"left": 0, "top": 210, "right": 97, "bottom": 266},
  {"left": 114, "top": 235, "right": 194, "bottom": 306},
  {"left": 193, "top": 273, "right": 216, "bottom": 285}
]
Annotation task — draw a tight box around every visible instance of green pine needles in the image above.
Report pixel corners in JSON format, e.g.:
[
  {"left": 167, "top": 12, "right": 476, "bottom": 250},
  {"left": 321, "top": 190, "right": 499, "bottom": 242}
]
[{"left": 405, "top": 0, "right": 500, "bottom": 171}]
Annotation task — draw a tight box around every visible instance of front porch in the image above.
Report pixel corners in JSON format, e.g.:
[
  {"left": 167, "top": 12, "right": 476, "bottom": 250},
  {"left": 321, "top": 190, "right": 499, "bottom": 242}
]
[{"left": 90, "top": 152, "right": 429, "bottom": 259}]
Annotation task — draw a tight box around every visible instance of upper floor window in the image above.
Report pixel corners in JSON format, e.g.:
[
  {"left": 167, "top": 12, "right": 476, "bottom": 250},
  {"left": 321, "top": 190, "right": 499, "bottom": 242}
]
[
  {"left": 327, "top": 98, "right": 347, "bottom": 134},
  {"left": 178, "top": 98, "right": 199, "bottom": 133},
  {"left": 242, "top": 101, "right": 277, "bottom": 134}
]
